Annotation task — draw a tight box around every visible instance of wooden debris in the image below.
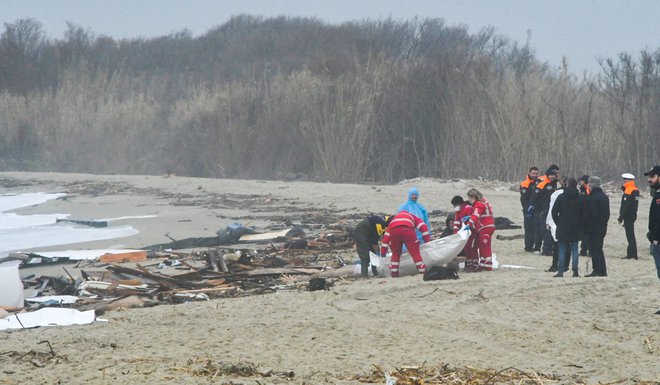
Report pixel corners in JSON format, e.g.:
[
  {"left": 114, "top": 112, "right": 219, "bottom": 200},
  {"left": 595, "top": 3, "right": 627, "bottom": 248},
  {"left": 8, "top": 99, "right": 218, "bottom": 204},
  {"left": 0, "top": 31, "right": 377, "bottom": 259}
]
[{"left": 99, "top": 251, "right": 147, "bottom": 263}]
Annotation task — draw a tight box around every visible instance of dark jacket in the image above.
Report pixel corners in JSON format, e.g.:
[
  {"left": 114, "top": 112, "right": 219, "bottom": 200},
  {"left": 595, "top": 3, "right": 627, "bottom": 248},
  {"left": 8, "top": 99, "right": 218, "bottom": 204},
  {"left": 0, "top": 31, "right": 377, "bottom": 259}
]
[
  {"left": 552, "top": 188, "right": 585, "bottom": 242},
  {"left": 650, "top": 189, "right": 660, "bottom": 242},
  {"left": 353, "top": 216, "right": 386, "bottom": 247},
  {"left": 587, "top": 187, "right": 610, "bottom": 234},
  {"left": 519, "top": 177, "right": 536, "bottom": 211},
  {"left": 529, "top": 175, "right": 557, "bottom": 214},
  {"left": 618, "top": 181, "right": 639, "bottom": 221}
]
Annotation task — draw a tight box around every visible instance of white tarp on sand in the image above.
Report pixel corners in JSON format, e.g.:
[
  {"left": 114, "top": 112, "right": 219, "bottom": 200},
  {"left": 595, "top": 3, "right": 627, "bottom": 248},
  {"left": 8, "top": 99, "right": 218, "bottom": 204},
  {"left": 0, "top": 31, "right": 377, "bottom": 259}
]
[
  {"left": 370, "top": 228, "right": 470, "bottom": 277},
  {"left": 0, "top": 308, "right": 96, "bottom": 330}
]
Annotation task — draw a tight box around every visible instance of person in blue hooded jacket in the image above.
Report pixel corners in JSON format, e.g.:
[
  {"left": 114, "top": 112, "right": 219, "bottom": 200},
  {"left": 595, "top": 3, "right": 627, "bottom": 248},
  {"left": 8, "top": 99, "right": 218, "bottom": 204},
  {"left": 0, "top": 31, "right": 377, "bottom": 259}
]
[{"left": 398, "top": 187, "right": 431, "bottom": 243}]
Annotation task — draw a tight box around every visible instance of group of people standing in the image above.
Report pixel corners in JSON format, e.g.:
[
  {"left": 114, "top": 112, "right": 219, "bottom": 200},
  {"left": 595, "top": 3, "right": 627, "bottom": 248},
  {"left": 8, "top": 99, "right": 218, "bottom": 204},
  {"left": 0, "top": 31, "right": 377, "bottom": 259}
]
[
  {"left": 520, "top": 164, "right": 659, "bottom": 281},
  {"left": 353, "top": 186, "right": 495, "bottom": 277}
]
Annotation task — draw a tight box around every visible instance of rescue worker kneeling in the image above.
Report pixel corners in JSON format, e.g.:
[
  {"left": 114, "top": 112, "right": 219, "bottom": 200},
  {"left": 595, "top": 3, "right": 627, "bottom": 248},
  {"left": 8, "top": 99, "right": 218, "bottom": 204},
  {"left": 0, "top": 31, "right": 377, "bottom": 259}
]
[{"left": 380, "top": 211, "right": 431, "bottom": 277}]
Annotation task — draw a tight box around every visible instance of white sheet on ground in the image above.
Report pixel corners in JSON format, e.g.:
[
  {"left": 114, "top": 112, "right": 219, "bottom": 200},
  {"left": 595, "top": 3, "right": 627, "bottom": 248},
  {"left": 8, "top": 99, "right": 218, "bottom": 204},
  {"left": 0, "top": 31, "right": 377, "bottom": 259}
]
[
  {"left": 0, "top": 308, "right": 96, "bottom": 330},
  {"left": 26, "top": 295, "right": 78, "bottom": 304},
  {"left": 370, "top": 228, "right": 470, "bottom": 277},
  {"left": 0, "top": 261, "right": 24, "bottom": 307}
]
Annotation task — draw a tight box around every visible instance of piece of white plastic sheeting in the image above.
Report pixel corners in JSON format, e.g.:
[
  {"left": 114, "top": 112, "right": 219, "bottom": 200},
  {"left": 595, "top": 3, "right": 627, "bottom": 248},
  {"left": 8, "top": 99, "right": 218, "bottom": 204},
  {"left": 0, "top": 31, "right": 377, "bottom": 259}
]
[
  {"left": 26, "top": 295, "right": 78, "bottom": 305},
  {"left": 29, "top": 249, "right": 145, "bottom": 261},
  {"left": 0, "top": 308, "right": 96, "bottom": 330},
  {"left": 370, "top": 228, "right": 470, "bottom": 277},
  {"left": 0, "top": 261, "right": 24, "bottom": 307}
]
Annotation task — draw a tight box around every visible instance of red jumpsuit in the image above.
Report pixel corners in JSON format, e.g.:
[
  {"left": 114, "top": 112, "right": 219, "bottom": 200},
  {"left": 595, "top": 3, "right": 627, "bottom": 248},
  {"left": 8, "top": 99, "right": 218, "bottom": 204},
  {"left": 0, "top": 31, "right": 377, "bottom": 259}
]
[
  {"left": 380, "top": 211, "right": 431, "bottom": 277},
  {"left": 454, "top": 203, "right": 477, "bottom": 268},
  {"left": 466, "top": 198, "right": 495, "bottom": 271}
]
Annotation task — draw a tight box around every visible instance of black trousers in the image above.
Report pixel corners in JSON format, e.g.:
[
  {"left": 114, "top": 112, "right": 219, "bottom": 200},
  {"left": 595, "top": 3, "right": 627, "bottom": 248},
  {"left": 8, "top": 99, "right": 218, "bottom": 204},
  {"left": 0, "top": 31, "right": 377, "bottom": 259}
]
[
  {"left": 523, "top": 212, "right": 535, "bottom": 251},
  {"left": 589, "top": 230, "right": 607, "bottom": 276},
  {"left": 355, "top": 233, "right": 378, "bottom": 277},
  {"left": 533, "top": 212, "right": 547, "bottom": 251},
  {"left": 623, "top": 219, "right": 637, "bottom": 257},
  {"left": 580, "top": 233, "right": 589, "bottom": 255}
]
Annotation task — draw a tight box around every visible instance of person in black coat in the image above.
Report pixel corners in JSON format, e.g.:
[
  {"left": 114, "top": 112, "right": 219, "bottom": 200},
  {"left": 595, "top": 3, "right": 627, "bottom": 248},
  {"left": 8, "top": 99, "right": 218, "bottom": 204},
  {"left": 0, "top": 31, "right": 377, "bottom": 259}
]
[
  {"left": 353, "top": 215, "right": 389, "bottom": 277},
  {"left": 585, "top": 176, "right": 610, "bottom": 277},
  {"left": 551, "top": 178, "right": 587, "bottom": 277}
]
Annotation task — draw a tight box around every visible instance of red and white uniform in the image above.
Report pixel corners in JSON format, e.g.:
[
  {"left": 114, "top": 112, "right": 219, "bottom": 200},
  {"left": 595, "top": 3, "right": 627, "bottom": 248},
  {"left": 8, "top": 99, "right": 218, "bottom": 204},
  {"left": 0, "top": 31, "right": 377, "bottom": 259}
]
[
  {"left": 380, "top": 211, "right": 431, "bottom": 277},
  {"left": 466, "top": 198, "right": 495, "bottom": 271},
  {"left": 454, "top": 203, "right": 477, "bottom": 267},
  {"left": 453, "top": 203, "right": 474, "bottom": 233}
]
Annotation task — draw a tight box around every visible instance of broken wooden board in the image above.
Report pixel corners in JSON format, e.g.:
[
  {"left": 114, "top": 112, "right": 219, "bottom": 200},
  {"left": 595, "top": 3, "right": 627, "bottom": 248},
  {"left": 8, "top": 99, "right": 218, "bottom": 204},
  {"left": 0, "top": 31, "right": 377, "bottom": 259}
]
[
  {"left": 99, "top": 251, "right": 147, "bottom": 263},
  {"left": 239, "top": 228, "right": 292, "bottom": 242}
]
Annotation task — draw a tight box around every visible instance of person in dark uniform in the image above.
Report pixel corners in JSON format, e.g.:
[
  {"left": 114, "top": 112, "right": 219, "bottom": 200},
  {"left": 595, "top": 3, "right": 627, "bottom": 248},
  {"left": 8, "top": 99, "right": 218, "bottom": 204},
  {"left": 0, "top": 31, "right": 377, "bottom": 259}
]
[
  {"left": 527, "top": 167, "right": 558, "bottom": 255},
  {"left": 585, "top": 176, "right": 610, "bottom": 277},
  {"left": 520, "top": 166, "right": 539, "bottom": 252},
  {"left": 353, "top": 215, "right": 388, "bottom": 277},
  {"left": 618, "top": 173, "right": 640, "bottom": 259},
  {"left": 578, "top": 175, "right": 591, "bottom": 256},
  {"left": 644, "top": 166, "right": 660, "bottom": 314}
]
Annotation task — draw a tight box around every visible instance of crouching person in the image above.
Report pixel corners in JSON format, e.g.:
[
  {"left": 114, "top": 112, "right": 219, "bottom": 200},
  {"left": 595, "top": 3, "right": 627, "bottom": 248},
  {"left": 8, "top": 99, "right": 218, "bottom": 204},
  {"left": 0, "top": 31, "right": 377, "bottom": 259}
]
[
  {"left": 380, "top": 211, "right": 431, "bottom": 277},
  {"left": 353, "top": 215, "right": 389, "bottom": 277}
]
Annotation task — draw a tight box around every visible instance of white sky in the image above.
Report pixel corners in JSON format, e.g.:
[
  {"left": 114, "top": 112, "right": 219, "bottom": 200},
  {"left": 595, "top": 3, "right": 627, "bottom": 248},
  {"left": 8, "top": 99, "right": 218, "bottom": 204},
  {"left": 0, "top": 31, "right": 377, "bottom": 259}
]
[{"left": 2, "top": 0, "right": 659, "bottom": 75}]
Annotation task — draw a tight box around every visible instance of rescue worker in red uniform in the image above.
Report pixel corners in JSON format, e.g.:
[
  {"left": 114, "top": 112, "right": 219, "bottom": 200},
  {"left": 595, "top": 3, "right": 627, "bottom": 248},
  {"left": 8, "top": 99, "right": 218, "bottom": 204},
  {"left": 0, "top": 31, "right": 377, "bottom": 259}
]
[
  {"left": 451, "top": 195, "right": 476, "bottom": 267},
  {"left": 465, "top": 188, "right": 496, "bottom": 271},
  {"left": 380, "top": 211, "right": 431, "bottom": 277}
]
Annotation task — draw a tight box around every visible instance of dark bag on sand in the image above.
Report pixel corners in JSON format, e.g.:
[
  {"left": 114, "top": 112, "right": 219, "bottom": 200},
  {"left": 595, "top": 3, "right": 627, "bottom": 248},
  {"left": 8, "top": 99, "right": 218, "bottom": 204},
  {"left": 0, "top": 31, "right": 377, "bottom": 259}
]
[
  {"left": 308, "top": 277, "right": 329, "bottom": 291},
  {"left": 423, "top": 266, "right": 459, "bottom": 281}
]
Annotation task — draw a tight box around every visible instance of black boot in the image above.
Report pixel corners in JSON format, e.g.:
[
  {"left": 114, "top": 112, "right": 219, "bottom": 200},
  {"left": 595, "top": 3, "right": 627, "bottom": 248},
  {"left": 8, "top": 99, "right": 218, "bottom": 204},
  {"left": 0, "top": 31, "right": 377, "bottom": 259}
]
[
  {"left": 553, "top": 271, "right": 563, "bottom": 278},
  {"left": 572, "top": 269, "right": 579, "bottom": 277},
  {"left": 360, "top": 261, "right": 369, "bottom": 277}
]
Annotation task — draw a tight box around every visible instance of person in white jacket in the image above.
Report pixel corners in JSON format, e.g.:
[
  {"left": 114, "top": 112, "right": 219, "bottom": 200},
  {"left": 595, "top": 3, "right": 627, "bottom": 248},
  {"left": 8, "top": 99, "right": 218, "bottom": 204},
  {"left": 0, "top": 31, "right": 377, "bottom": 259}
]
[{"left": 546, "top": 181, "right": 565, "bottom": 272}]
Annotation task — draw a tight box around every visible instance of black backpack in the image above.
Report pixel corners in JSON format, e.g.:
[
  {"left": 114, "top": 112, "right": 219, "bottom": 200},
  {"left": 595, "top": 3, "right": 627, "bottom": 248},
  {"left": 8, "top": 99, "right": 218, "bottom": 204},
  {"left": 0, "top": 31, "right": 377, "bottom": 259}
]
[{"left": 423, "top": 265, "right": 459, "bottom": 281}]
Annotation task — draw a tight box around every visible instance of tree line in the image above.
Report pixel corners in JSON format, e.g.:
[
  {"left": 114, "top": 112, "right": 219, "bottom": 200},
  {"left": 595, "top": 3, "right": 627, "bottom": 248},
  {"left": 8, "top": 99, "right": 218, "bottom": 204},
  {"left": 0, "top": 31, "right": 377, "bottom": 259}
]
[{"left": 0, "top": 16, "right": 658, "bottom": 183}]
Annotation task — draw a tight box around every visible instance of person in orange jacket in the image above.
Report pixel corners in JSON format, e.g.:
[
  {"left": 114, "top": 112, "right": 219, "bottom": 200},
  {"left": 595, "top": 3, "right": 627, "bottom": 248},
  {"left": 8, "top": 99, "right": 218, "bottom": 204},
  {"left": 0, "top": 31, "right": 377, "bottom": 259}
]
[
  {"left": 380, "top": 211, "right": 431, "bottom": 277},
  {"left": 465, "top": 188, "right": 496, "bottom": 271},
  {"left": 619, "top": 173, "right": 640, "bottom": 259}
]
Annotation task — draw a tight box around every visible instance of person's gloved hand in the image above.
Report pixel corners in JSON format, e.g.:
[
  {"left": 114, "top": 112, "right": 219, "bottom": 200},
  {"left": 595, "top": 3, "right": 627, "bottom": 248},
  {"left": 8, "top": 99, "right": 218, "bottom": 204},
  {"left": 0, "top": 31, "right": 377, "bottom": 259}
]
[
  {"left": 648, "top": 232, "right": 653, "bottom": 242},
  {"left": 618, "top": 217, "right": 623, "bottom": 225},
  {"left": 525, "top": 205, "right": 534, "bottom": 218}
]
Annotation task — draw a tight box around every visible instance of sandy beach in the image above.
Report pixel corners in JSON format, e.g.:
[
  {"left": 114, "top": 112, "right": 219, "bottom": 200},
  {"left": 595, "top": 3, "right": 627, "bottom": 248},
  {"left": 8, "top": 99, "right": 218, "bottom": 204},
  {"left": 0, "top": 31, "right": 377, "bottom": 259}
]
[{"left": 1, "top": 171, "right": 658, "bottom": 384}]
